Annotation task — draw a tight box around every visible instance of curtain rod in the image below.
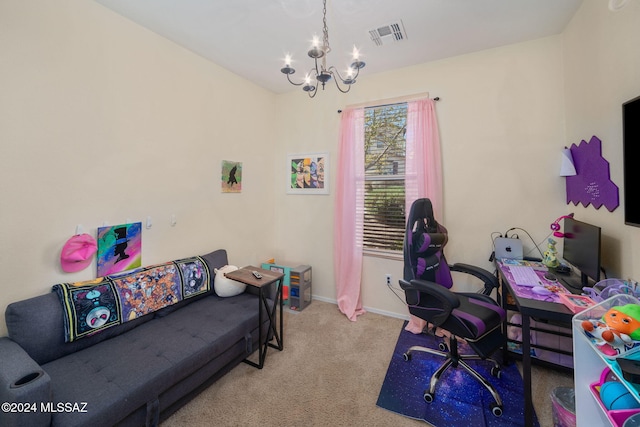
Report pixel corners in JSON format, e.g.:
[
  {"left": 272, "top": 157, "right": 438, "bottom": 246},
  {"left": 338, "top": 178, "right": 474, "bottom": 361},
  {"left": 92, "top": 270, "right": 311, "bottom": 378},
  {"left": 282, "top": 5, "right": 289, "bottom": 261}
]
[{"left": 337, "top": 93, "right": 439, "bottom": 113}]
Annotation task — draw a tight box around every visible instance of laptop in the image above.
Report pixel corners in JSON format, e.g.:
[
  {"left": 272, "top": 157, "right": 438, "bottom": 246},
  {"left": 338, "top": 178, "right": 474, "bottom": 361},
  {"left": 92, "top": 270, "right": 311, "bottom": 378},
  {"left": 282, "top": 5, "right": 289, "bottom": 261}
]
[{"left": 494, "top": 237, "right": 523, "bottom": 261}]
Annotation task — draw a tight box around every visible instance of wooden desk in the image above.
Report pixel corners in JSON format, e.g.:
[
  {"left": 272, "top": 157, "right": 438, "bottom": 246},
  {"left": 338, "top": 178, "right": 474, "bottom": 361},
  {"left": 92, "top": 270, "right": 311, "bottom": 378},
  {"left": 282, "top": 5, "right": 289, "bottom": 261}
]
[
  {"left": 497, "top": 263, "right": 575, "bottom": 427},
  {"left": 225, "top": 266, "right": 284, "bottom": 369}
]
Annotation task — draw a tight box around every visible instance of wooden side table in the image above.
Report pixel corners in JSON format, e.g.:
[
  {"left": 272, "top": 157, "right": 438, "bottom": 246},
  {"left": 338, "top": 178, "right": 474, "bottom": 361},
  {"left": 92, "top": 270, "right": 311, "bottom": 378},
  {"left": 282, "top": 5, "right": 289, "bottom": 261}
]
[{"left": 224, "top": 266, "right": 284, "bottom": 369}]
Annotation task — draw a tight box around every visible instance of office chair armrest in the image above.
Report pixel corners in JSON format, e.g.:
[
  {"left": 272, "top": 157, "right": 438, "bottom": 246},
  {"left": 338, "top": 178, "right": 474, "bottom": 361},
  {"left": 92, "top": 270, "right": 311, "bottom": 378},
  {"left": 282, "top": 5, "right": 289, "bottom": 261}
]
[
  {"left": 400, "top": 279, "right": 460, "bottom": 327},
  {"left": 459, "top": 292, "right": 501, "bottom": 307},
  {"left": 450, "top": 263, "right": 499, "bottom": 295}
]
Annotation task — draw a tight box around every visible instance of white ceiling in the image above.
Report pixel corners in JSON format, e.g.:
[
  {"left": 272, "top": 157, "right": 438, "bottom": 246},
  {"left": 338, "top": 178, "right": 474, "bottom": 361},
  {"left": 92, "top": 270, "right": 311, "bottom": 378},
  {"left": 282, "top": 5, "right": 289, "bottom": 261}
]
[{"left": 93, "top": 0, "right": 584, "bottom": 94}]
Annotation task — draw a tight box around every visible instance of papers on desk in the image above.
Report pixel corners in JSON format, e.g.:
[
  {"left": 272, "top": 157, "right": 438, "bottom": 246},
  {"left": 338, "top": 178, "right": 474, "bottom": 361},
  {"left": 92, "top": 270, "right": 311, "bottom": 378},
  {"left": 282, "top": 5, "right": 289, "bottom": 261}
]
[
  {"left": 501, "top": 263, "right": 571, "bottom": 302},
  {"left": 508, "top": 266, "right": 541, "bottom": 287},
  {"left": 500, "top": 258, "right": 547, "bottom": 270}
]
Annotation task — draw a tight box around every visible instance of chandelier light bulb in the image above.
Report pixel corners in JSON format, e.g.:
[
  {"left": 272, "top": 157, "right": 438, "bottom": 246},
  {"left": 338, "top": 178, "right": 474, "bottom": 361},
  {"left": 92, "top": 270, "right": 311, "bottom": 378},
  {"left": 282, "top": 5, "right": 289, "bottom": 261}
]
[
  {"left": 346, "top": 68, "right": 354, "bottom": 78},
  {"left": 352, "top": 46, "right": 360, "bottom": 60},
  {"left": 280, "top": 54, "right": 295, "bottom": 75},
  {"left": 308, "top": 35, "right": 324, "bottom": 59},
  {"left": 343, "top": 67, "right": 355, "bottom": 85},
  {"left": 302, "top": 74, "right": 316, "bottom": 92}
]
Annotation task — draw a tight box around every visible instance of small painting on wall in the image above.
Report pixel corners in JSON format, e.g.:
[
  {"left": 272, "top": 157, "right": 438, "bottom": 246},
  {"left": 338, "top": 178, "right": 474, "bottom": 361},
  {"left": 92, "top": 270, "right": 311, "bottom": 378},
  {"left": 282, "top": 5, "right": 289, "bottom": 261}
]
[
  {"left": 221, "top": 160, "right": 242, "bottom": 193},
  {"left": 287, "top": 153, "right": 328, "bottom": 194},
  {"left": 97, "top": 222, "right": 142, "bottom": 277}
]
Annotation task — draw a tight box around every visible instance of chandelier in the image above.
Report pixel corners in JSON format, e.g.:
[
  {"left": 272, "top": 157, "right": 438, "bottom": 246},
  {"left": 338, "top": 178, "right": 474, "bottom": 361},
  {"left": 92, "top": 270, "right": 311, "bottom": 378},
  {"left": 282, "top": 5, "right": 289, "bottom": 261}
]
[{"left": 280, "top": 0, "right": 365, "bottom": 98}]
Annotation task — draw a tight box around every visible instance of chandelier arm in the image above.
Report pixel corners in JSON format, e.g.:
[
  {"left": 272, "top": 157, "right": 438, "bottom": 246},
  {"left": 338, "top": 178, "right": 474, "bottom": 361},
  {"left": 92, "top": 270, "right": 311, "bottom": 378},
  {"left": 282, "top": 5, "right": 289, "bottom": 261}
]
[
  {"left": 328, "top": 66, "right": 351, "bottom": 84},
  {"left": 306, "top": 67, "right": 321, "bottom": 82},
  {"left": 286, "top": 73, "right": 305, "bottom": 87},
  {"left": 327, "top": 66, "right": 354, "bottom": 94},
  {"left": 332, "top": 77, "right": 352, "bottom": 94}
]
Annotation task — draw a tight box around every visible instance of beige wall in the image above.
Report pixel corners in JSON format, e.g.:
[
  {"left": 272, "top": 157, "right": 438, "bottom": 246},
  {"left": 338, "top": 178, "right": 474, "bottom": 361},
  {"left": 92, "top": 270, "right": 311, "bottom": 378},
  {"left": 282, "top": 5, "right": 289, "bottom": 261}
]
[
  {"left": 274, "top": 36, "right": 567, "bottom": 317},
  {"left": 562, "top": 0, "right": 640, "bottom": 280},
  {"left": 0, "top": 0, "right": 278, "bottom": 335},
  {"left": 2, "top": 0, "right": 638, "bottom": 335}
]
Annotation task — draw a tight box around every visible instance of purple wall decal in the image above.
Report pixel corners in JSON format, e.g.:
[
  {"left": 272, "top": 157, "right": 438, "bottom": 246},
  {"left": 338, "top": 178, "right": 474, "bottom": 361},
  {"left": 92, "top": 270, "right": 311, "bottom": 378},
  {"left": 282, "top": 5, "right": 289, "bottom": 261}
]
[{"left": 565, "top": 135, "right": 619, "bottom": 212}]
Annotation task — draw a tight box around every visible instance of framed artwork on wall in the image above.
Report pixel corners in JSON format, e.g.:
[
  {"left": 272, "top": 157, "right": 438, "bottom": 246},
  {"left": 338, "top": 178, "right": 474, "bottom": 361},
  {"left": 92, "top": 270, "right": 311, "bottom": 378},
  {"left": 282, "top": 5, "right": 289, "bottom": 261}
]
[
  {"left": 287, "top": 153, "right": 328, "bottom": 195},
  {"left": 97, "top": 222, "right": 142, "bottom": 277},
  {"left": 221, "top": 160, "right": 242, "bottom": 193}
]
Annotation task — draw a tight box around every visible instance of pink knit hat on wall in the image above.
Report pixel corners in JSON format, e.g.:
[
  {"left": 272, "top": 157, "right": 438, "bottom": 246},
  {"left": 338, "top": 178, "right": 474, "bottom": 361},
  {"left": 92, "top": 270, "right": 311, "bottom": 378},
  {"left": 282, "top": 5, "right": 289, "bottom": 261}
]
[{"left": 60, "top": 234, "right": 98, "bottom": 273}]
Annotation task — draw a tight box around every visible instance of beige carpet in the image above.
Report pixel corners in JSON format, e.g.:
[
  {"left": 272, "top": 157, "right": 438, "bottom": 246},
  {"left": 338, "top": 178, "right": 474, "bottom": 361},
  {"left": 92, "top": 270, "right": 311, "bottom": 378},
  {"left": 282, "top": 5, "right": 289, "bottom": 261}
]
[{"left": 162, "top": 300, "right": 573, "bottom": 427}]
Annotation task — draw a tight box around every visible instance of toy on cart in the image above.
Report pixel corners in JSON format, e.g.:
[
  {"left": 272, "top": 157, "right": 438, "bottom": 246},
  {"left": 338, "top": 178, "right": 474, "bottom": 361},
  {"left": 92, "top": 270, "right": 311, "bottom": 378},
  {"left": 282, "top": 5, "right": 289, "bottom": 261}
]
[
  {"left": 559, "top": 293, "right": 597, "bottom": 313},
  {"left": 574, "top": 294, "right": 640, "bottom": 359},
  {"left": 589, "top": 367, "right": 640, "bottom": 426},
  {"left": 583, "top": 279, "right": 640, "bottom": 303}
]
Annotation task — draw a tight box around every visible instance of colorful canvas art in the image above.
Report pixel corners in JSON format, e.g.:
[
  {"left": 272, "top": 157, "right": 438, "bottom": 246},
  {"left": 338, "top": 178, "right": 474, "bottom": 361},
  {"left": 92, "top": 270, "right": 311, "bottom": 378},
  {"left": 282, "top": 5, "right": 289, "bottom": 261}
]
[
  {"left": 221, "top": 160, "right": 242, "bottom": 193},
  {"left": 287, "top": 153, "right": 328, "bottom": 194},
  {"left": 97, "top": 222, "right": 142, "bottom": 276}
]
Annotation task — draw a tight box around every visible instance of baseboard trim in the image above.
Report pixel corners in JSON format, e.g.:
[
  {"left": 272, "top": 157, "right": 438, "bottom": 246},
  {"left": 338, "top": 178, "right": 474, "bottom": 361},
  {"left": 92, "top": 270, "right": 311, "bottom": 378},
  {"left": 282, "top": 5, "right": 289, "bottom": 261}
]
[{"left": 310, "top": 295, "right": 410, "bottom": 321}]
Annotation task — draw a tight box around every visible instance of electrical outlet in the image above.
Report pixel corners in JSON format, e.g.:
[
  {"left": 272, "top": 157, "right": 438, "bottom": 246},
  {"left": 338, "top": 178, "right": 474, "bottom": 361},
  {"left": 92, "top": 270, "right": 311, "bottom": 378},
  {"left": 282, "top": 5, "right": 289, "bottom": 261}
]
[{"left": 385, "top": 274, "right": 392, "bottom": 286}]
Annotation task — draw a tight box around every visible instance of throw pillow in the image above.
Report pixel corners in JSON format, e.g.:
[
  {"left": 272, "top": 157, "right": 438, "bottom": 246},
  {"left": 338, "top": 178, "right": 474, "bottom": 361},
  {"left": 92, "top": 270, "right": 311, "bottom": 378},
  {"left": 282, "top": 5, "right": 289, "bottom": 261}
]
[{"left": 214, "top": 265, "right": 246, "bottom": 297}]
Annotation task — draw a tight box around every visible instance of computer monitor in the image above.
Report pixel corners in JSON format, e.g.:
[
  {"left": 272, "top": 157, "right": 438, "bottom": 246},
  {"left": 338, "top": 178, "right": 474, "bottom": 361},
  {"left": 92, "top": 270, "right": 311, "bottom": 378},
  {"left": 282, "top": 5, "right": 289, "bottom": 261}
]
[
  {"left": 561, "top": 217, "right": 601, "bottom": 288},
  {"left": 623, "top": 95, "right": 640, "bottom": 227}
]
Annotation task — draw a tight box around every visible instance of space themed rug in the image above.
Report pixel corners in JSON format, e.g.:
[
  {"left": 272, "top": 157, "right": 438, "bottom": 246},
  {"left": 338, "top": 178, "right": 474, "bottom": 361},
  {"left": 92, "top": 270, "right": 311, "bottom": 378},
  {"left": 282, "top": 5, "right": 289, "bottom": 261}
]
[{"left": 376, "top": 323, "right": 539, "bottom": 427}]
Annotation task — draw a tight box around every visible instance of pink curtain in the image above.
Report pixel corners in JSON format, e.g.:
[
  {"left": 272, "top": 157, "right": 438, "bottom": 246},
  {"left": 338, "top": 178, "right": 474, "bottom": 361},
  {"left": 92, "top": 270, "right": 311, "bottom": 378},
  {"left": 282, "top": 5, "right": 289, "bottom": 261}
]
[
  {"left": 333, "top": 108, "right": 366, "bottom": 321},
  {"left": 404, "top": 98, "right": 444, "bottom": 334},
  {"left": 334, "top": 99, "right": 442, "bottom": 326},
  {"left": 405, "top": 98, "right": 443, "bottom": 220}
]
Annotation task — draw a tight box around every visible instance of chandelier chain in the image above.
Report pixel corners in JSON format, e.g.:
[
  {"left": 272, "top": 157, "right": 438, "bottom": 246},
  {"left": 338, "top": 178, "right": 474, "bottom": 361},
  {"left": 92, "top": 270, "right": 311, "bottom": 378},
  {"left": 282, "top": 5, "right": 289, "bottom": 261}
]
[{"left": 322, "top": 0, "right": 330, "bottom": 54}]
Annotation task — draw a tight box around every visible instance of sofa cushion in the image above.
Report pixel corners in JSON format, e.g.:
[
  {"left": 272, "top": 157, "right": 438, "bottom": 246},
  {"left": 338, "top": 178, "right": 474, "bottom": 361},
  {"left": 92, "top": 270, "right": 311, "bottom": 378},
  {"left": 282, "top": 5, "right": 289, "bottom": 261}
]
[
  {"left": 5, "top": 292, "right": 152, "bottom": 365},
  {"left": 42, "top": 292, "right": 260, "bottom": 427}
]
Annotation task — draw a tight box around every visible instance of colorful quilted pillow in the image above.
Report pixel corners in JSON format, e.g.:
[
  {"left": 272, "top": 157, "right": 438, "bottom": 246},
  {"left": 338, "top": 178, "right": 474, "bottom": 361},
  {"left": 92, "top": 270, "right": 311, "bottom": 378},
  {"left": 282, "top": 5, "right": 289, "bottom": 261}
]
[{"left": 53, "top": 256, "right": 210, "bottom": 342}]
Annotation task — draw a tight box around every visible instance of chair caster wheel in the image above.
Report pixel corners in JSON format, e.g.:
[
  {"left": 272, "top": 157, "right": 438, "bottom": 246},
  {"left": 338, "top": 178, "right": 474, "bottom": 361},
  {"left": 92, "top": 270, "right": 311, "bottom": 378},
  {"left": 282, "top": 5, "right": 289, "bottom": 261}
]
[
  {"left": 403, "top": 353, "right": 411, "bottom": 361},
  {"left": 438, "top": 342, "right": 448, "bottom": 352},
  {"left": 491, "top": 366, "right": 501, "bottom": 378},
  {"left": 490, "top": 402, "right": 503, "bottom": 417},
  {"left": 423, "top": 391, "right": 434, "bottom": 403}
]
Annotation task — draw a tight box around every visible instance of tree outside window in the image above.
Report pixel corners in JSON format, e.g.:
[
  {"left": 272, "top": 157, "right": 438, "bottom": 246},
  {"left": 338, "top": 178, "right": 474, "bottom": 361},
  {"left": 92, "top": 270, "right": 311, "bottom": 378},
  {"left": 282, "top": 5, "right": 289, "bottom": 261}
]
[{"left": 363, "top": 103, "right": 407, "bottom": 252}]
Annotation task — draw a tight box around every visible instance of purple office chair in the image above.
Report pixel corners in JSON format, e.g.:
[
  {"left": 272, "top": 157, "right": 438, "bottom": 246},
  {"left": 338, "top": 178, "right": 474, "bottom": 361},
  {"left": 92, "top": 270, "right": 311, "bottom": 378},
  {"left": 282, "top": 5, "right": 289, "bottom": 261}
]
[{"left": 400, "top": 198, "right": 506, "bottom": 417}]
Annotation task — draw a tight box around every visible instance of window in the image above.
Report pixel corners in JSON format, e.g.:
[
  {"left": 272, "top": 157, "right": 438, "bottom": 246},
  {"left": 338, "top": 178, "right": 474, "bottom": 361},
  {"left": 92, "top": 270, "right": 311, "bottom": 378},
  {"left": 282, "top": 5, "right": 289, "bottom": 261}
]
[{"left": 363, "top": 103, "right": 407, "bottom": 253}]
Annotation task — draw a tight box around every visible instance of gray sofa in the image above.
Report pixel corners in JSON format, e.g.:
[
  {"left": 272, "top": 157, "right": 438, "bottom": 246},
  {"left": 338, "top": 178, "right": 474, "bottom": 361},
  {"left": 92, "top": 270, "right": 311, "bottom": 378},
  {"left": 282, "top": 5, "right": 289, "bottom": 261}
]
[{"left": 0, "top": 249, "right": 271, "bottom": 427}]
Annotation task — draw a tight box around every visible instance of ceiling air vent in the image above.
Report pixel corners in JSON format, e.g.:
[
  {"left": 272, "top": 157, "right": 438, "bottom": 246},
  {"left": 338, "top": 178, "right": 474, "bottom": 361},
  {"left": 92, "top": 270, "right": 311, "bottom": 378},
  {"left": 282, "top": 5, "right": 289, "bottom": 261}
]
[{"left": 369, "top": 21, "right": 407, "bottom": 46}]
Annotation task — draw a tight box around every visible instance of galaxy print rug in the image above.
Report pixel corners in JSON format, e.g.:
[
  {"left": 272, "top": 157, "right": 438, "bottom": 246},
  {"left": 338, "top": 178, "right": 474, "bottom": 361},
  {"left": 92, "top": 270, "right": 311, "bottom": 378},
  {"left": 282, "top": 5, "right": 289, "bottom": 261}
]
[{"left": 376, "top": 323, "right": 539, "bottom": 426}]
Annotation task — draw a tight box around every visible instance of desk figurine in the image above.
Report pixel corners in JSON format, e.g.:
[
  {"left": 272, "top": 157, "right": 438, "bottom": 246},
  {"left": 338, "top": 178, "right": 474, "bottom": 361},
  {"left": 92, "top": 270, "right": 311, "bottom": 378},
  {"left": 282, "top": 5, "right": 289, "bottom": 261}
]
[{"left": 543, "top": 238, "right": 560, "bottom": 269}]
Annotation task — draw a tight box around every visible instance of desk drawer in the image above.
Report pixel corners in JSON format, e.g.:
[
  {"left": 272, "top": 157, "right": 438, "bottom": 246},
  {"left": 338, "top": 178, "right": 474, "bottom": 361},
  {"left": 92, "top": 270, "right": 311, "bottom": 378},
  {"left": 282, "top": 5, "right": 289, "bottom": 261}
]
[{"left": 507, "top": 311, "right": 574, "bottom": 369}]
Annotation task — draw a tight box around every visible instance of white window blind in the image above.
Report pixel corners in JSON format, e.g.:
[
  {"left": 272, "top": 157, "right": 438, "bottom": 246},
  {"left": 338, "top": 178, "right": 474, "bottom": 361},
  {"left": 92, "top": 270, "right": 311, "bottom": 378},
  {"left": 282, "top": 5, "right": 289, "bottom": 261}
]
[{"left": 363, "top": 103, "right": 407, "bottom": 252}]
